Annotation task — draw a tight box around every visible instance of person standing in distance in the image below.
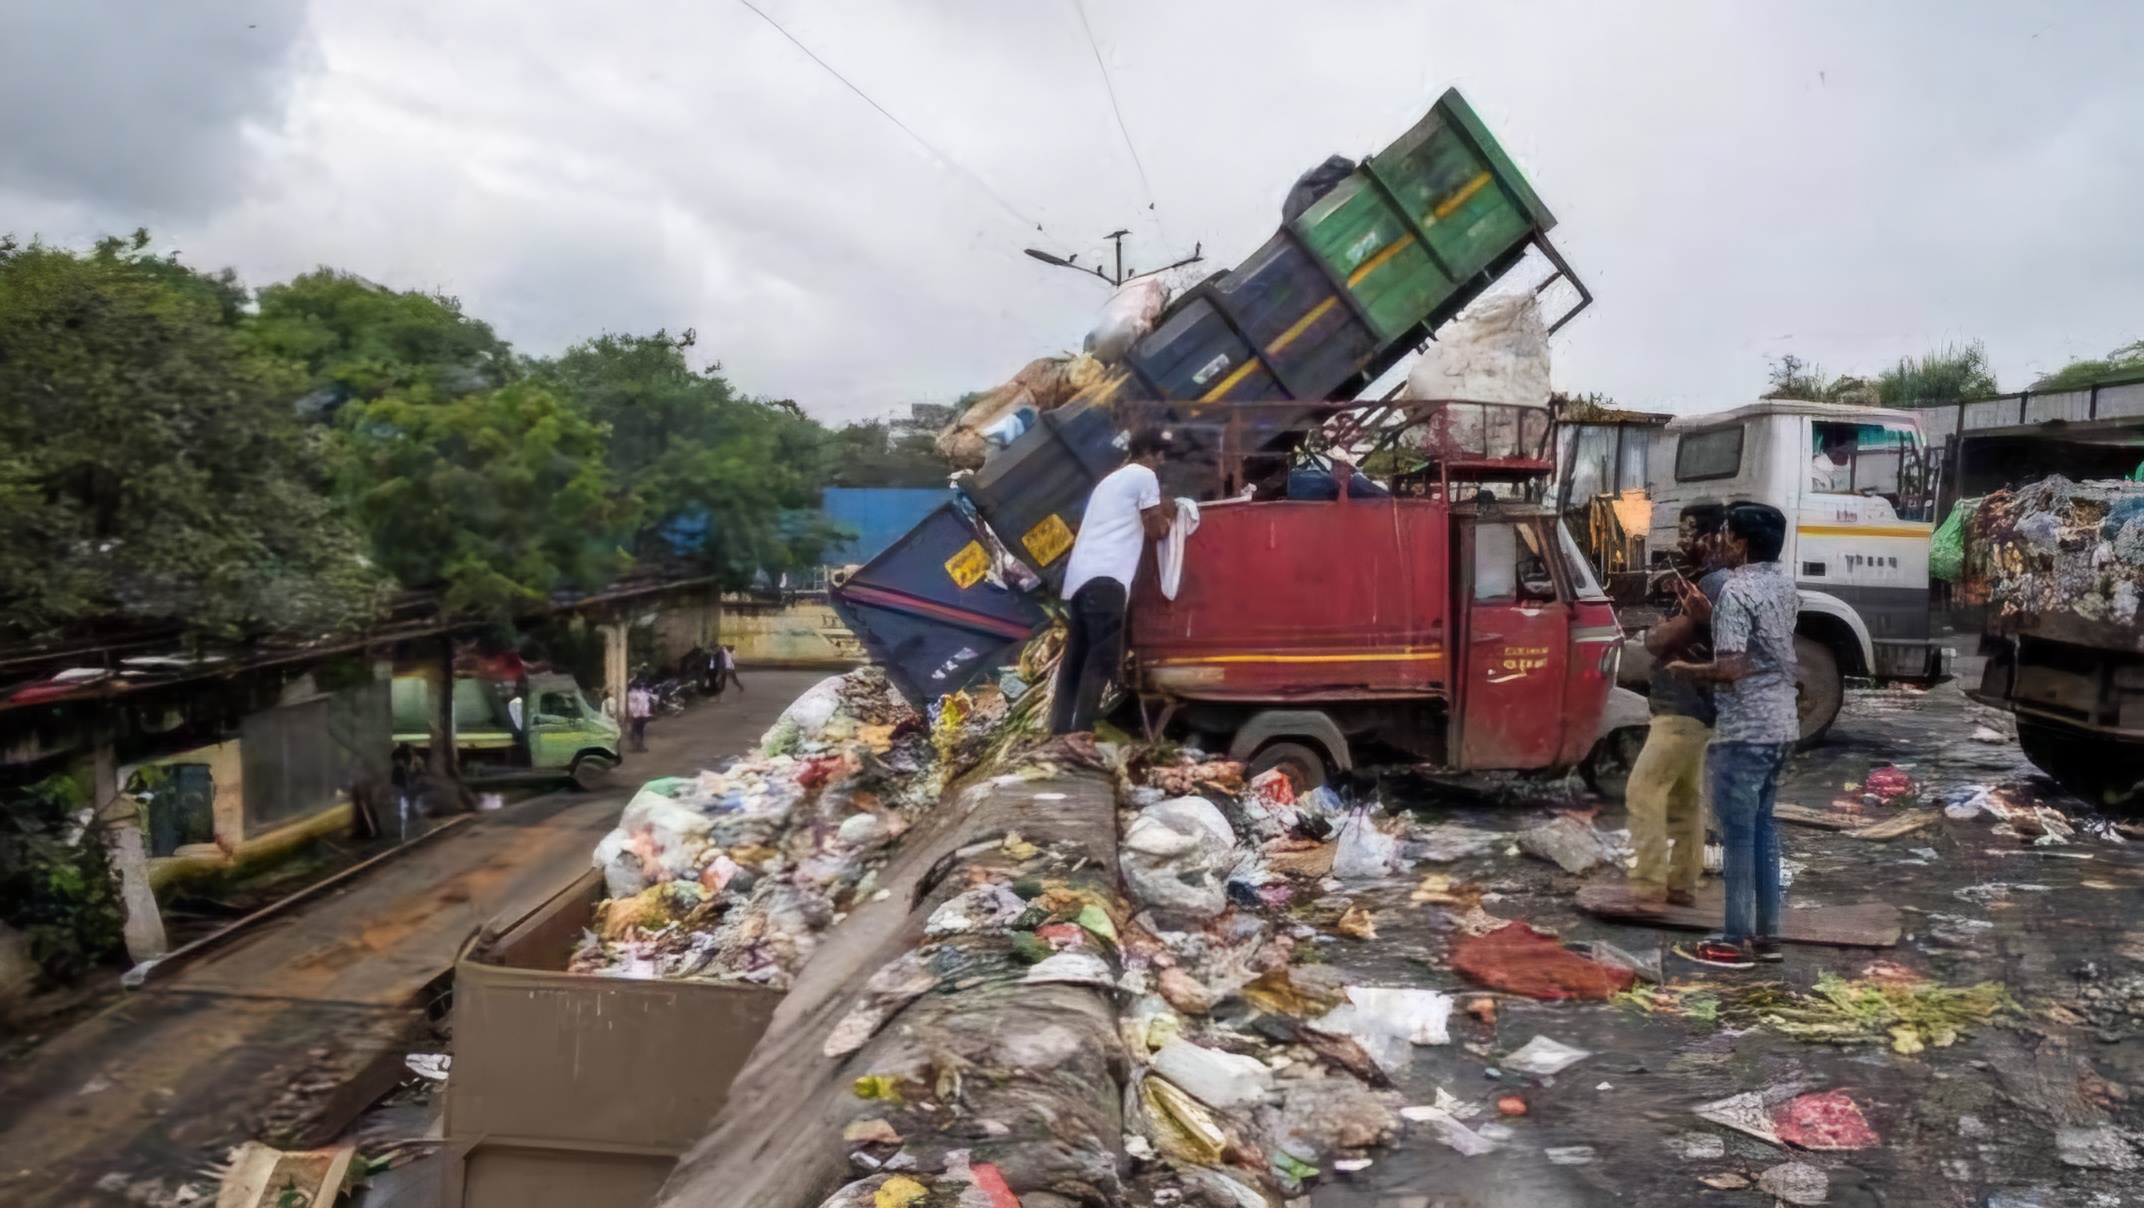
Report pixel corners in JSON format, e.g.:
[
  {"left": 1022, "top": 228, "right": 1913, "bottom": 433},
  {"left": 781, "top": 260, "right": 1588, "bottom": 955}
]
[
  {"left": 1665, "top": 502, "right": 1800, "bottom": 968},
  {"left": 1049, "top": 430, "right": 1178, "bottom": 735}
]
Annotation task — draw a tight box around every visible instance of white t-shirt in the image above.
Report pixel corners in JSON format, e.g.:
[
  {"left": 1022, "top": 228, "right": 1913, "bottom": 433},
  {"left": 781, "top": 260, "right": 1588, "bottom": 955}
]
[{"left": 1060, "top": 463, "right": 1161, "bottom": 599}]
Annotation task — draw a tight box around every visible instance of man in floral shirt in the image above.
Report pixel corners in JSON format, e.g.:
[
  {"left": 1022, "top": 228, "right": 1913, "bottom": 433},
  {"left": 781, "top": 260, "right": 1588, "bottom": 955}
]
[{"left": 1665, "top": 502, "right": 1799, "bottom": 967}]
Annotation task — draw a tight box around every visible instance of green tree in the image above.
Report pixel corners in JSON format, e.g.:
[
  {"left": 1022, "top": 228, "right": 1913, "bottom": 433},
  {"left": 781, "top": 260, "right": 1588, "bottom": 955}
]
[
  {"left": 2033, "top": 339, "right": 2144, "bottom": 392},
  {"left": 1877, "top": 341, "right": 1999, "bottom": 407},
  {"left": 0, "top": 233, "right": 382, "bottom": 643},
  {"left": 250, "top": 269, "right": 514, "bottom": 414},
  {"left": 330, "top": 381, "right": 633, "bottom": 617},
  {"left": 530, "top": 331, "right": 834, "bottom": 588},
  {"left": 824, "top": 406, "right": 956, "bottom": 489},
  {"left": 1762, "top": 354, "right": 1843, "bottom": 403}
]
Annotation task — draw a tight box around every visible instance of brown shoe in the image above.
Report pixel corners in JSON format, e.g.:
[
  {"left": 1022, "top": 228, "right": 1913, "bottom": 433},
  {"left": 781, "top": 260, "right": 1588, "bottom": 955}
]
[{"left": 1664, "top": 888, "right": 1697, "bottom": 907}]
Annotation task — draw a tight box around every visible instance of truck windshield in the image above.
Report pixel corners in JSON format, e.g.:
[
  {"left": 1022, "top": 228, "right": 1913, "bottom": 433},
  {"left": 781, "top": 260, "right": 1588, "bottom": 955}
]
[
  {"left": 1556, "top": 522, "right": 1610, "bottom": 601},
  {"left": 1810, "top": 421, "right": 1920, "bottom": 500}
]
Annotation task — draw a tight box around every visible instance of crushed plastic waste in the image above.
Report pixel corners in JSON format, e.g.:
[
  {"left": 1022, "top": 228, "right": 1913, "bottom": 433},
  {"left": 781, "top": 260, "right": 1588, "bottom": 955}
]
[
  {"left": 1500, "top": 1035, "right": 1590, "bottom": 1077},
  {"left": 572, "top": 665, "right": 1047, "bottom": 989},
  {"left": 1120, "top": 796, "right": 1240, "bottom": 916},
  {"left": 1757, "top": 1161, "right": 1831, "bottom": 1205},
  {"left": 1960, "top": 476, "right": 2144, "bottom": 625},
  {"left": 1516, "top": 814, "right": 1623, "bottom": 874},
  {"left": 1150, "top": 1040, "right": 1274, "bottom": 1110}
]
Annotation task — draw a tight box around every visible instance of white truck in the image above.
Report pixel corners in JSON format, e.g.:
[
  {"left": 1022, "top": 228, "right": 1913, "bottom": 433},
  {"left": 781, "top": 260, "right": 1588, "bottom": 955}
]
[{"left": 1607, "top": 399, "right": 1951, "bottom": 742}]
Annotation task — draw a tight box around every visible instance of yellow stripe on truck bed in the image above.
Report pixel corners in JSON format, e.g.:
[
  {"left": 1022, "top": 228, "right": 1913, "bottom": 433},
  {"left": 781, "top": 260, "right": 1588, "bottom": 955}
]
[{"left": 1797, "top": 524, "right": 1934, "bottom": 539}]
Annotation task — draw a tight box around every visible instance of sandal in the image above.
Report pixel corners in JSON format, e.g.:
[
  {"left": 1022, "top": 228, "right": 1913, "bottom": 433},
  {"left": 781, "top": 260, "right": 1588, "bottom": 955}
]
[{"left": 1674, "top": 938, "right": 1755, "bottom": 969}]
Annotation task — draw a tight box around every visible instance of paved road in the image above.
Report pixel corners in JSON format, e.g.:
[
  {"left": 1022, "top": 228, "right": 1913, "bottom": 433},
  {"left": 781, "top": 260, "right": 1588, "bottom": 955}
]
[{"left": 0, "top": 671, "right": 826, "bottom": 1208}]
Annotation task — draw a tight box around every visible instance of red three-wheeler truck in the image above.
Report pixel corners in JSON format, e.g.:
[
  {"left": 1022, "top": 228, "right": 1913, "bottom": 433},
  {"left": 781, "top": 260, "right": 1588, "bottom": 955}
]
[{"left": 1125, "top": 399, "right": 1625, "bottom": 789}]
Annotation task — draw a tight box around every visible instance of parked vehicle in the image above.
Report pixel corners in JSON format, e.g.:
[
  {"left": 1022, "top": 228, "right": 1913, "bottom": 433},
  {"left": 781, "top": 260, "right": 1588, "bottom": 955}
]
[
  {"left": 391, "top": 671, "right": 621, "bottom": 790},
  {"left": 1922, "top": 382, "right": 2144, "bottom": 807},
  {"left": 1614, "top": 399, "right": 1952, "bottom": 742},
  {"left": 1126, "top": 443, "right": 1620, "bottom": 787}
]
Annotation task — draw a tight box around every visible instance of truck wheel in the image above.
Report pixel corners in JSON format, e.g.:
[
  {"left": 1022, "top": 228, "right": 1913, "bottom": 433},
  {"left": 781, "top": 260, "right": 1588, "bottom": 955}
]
[
  {"left": 570, "top": 755, "right": 614, "bottom": 791},
  {"left": 1246, "top": 741, "right": 1330, "bottom": 794},
  {"left": 1582, "top": 724, "right": 1649, "bottom": 801},
  {"left": 2017, "top": 720, "right": 2144, "bottom": 811},
  {"left": 1794, "top": 635, "right": 1843, "bottom": 745}
]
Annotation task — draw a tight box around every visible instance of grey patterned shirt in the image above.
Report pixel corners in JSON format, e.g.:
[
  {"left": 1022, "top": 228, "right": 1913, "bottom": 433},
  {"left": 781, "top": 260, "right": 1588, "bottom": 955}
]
[{"left": 1711, "top": 561, "right": 1801, "bottom": 744}]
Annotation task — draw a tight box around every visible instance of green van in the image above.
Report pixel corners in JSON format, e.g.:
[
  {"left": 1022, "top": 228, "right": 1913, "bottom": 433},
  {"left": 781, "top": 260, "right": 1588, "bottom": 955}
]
[{"left": 391, "top": 672, "right": 622, "bottom": 789}]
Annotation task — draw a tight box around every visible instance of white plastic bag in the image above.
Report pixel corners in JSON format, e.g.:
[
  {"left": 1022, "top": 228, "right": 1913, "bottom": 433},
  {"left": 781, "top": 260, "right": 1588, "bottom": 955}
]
[
  {"left": 1402, "top": 291, "right": 1551, "bottom": 406},
  {"left": 1120, "top": 796, "right": 1240, "bottom": 916},
  {"left": 1333, "top": 808, "right": 1405, "bottom": 878},
  {"left": 1085, "top": 277, "right": 1168, "bottom": 363}
]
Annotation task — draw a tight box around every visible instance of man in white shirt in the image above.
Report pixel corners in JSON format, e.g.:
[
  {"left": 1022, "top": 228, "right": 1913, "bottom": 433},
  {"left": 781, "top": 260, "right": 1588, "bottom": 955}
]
[
  {"left": 1049, "top": 430, "right": 1178, "bottom": 735},
  {"left": 626, "top": 681, "right": 655, "bottom": 752}
]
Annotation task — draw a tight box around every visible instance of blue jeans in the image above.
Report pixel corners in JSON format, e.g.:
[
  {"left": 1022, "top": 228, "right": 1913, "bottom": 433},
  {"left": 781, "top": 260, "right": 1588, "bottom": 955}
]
[{"left": 1709, "top": 740, "right": 1792, "bottom": 942}]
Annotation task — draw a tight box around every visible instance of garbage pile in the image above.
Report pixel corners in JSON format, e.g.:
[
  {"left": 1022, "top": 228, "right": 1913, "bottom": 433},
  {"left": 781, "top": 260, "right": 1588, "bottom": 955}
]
[
  {"left": 1961, "top": 475, "right": 2144, "bottom": 626},
  {"left": 571, "top": 667, "right": 1046, "bottom": 988}
]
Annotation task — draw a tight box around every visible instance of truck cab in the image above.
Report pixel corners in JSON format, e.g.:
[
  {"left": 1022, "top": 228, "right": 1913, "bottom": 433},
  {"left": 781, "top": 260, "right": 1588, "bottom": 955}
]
[
  {"left": 1639, "top": 400, "right": 1950, "bottom": 739},
  {"left": 391, "top": 671, "right": 621, "bottom": 789}
]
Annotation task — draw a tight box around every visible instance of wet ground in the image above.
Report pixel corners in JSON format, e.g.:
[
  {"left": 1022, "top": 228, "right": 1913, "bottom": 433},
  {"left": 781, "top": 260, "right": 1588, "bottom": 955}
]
[{"left": 1310, "top": 658, "right": 2144, "bottom": 1207}]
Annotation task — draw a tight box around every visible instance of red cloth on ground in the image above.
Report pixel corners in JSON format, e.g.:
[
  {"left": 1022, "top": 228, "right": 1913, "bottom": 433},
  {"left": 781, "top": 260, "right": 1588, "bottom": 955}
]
[{"left": 1447, "top": 921, "right": 1635, "bottom": 1001}]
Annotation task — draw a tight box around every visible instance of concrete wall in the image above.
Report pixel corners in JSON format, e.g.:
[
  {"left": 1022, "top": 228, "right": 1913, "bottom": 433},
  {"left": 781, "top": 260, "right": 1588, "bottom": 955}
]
[
  {"left": 718, "top": 595, "right": 864, "bottom": 668},
  {"left": 126, "top": 737, "right": 358, "bottom": 894},
  {"left": 647, "top": 586, "right": 723, "bottom": 668}
]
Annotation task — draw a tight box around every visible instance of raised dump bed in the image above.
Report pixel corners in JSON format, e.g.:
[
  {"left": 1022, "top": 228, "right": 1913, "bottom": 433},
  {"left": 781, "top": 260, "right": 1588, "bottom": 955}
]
[{"left": 442, "top": 870, "right": 782, "bottom": 1208}]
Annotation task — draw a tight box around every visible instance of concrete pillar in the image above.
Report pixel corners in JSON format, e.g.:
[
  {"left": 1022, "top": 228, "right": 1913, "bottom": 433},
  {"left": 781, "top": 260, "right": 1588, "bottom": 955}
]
[
  {"left": 423, "top": 637, "right": 462, "bottom": 812},
  {"left": 601, "top": 619, "right": 630, "bottom": 753},
  {"left": 93, "top": 726, "right": 167, "bottom": 963}
]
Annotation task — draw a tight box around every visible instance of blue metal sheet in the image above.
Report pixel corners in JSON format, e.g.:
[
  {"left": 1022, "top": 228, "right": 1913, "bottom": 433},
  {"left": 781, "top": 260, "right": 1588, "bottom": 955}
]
[
  {"left": 820, "top": 487, "right": 956, "bottom": 566},
  {"left": 829, "top": 500, "right": 1049, "bottom": 707}
]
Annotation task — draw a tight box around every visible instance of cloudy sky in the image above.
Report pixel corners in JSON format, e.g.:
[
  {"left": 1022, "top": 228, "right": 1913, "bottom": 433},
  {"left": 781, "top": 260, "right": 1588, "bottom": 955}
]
[{"left": 4, "top": 1, "right": 2140, "bottom": 422}]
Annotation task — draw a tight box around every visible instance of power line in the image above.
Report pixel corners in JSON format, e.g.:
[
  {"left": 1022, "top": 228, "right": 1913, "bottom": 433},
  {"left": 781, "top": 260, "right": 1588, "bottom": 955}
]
[
  {"left": 1071, "top": 0, "right": 1164, "bottom": 242},
  {"left": 733, "top": 0, "right": 1041, "bottom": 231}
]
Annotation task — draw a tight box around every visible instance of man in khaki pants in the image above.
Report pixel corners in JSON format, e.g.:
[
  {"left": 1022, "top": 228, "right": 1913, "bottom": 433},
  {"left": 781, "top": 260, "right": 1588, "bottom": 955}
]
[{"left": 1627, "top": 502, "right": 1729, "bottom": 905}]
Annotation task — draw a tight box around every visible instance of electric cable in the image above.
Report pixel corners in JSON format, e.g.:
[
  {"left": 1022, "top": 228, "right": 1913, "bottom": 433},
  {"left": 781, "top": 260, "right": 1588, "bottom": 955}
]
[{"left": 1070, "top": 0, "right": 1167, "bottom": 248}]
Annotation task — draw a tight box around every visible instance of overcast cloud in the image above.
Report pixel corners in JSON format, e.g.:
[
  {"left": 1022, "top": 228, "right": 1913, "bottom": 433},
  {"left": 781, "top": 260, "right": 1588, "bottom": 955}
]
[{"left": 3, "top": 1, "right": 2141, "bottom": 421}]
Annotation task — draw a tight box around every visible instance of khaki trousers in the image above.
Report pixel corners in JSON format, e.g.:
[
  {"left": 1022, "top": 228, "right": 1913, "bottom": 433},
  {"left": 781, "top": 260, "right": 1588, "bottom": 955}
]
[{"left": 1627, "top": 713, "right": 1710, "bottom": 893}]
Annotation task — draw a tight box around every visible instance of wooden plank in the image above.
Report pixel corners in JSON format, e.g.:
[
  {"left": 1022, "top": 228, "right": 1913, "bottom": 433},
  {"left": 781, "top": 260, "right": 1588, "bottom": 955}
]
[
  {"left": 1576, "top": 883, "right": 1902, "bottom": 947},
  {"left": 1846, "top": 809, "right": 1941, "bottom": 841},
  {"left": 1773, "top": 802, "right": 1865, "bottom": 830}
]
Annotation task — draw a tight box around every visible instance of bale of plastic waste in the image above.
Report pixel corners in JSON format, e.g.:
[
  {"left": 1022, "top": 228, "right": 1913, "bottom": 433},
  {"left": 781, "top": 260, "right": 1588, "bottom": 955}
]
[
  {"left": 1085, "top": 277, "right": 1168, "bottom": 364},
  {"left": 1400, "top": 292, "right": 1551, "bottom": 408}
]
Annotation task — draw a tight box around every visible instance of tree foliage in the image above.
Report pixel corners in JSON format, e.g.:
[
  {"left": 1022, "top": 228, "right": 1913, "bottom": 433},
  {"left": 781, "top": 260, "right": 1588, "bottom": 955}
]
[
  {"left": 529, "top": 331, "right": 836, "bottom": 588},
  {"left": 251, "top": 269, "right": 514, "bottom": 413},
  {"left": 822, "top": 405, "right": 956, "bottom": 489},
  {"left": 0, "top": 233, "right": 382, "bottom": 643},
  {"left": 0, "top": 231, "right": 957, "bottom": 638},
  {"left": 1877, "top": 342, "right": 1999, "bottom": 407},
  {"left": 2033, "top": 339, "right": 2144, "bottom": 392},
  {"left": 330, "top": 381, "right": 633, "bottom": 616},
  {"left": 0, "top": 772, "right": 124, "bottom": 984},
  {"left": 1766, "top": 344, "right": 1999, "bottom": 408}
]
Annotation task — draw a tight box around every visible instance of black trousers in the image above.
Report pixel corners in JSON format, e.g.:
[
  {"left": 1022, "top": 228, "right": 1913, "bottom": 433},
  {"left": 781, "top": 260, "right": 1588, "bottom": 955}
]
[{"left": 1049, "top": 578, "right": 1128, "bottom": 735}]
